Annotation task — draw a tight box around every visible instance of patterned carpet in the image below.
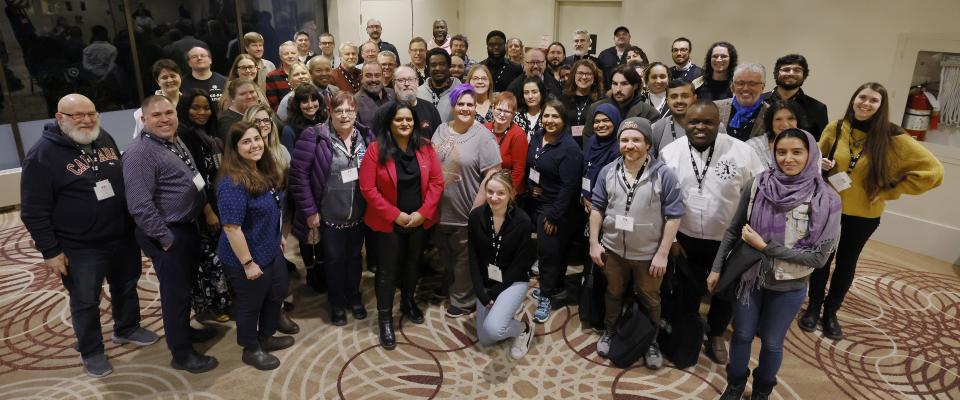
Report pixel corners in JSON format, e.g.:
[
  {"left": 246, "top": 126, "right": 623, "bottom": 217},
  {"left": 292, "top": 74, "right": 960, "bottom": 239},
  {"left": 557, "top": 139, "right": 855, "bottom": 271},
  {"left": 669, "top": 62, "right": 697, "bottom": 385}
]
[{"left": 0, "top": 210, "right": 957, "bottom": 399}]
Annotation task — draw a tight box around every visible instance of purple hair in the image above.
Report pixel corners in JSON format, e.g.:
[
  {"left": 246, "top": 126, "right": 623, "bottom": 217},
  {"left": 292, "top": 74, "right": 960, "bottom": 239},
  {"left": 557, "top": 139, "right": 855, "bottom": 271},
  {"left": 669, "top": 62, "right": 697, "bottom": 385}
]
[{"left": 449, "top": 83, "right": 476, "bottom": 107}]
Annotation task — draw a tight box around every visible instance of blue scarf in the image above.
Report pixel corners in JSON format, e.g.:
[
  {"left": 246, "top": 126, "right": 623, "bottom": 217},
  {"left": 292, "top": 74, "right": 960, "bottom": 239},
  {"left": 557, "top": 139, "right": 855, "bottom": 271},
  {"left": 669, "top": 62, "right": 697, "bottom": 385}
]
[{"left": 729, "top": 97, "right": 763, "bottom": 129}]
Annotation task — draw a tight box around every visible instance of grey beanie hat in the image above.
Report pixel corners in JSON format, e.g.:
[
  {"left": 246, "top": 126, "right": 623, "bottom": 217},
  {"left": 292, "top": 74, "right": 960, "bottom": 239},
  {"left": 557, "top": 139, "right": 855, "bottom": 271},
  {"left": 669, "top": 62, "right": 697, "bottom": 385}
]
[{"left": 616, "top": 117, "right": 653, "bottom": 144}]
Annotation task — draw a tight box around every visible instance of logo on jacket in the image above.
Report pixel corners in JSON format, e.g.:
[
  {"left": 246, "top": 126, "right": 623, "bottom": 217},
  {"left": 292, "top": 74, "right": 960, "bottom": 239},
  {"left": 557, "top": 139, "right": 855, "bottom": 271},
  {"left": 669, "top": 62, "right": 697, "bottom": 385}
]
[
  {"left": 715, "top": 159, "right": 739, "bottom": 181},
  {"left": 66, "top": 147, "right": 120, "bottom": 176}
]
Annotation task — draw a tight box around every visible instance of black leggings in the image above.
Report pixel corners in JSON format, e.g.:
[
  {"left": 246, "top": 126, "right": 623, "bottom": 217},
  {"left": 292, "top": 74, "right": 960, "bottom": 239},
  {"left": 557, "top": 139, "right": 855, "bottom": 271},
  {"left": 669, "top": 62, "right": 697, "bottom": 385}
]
[
  {"left": 375, "top": 227, "right": 425, "bottom": 312},
  {"left": 808, "top": 214, "right": 881, "bottom": 312}
]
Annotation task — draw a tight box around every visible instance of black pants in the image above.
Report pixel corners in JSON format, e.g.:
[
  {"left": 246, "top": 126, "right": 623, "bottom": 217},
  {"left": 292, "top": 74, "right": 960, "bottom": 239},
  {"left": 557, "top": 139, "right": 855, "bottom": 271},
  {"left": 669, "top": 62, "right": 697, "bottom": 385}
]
[
  {"left": 677, "top": 232, "right": 732, "bottom": 338},
  {"left": 375, "top": 227, "right": 425, "bottom": 312},
  {"left": 225, "top": 255, "right": 288, "bottom": 349},
  {"left": 61, "top": 236, "right": 143, "bottom": 357},
  {"left": 808, "top": 214, "right": 881, "bottom": 312},
  {"left": 534, "top": 210, "right": 577, "bottom": 299},
  {"left": 322, "top": 224, "right": 364, "bottom": 307},
  {"left": 299, "top": 241, "right": 323, "bottom": 269},
  {"left": 135, "top": 223, "right": 200, "bottom": 362}
]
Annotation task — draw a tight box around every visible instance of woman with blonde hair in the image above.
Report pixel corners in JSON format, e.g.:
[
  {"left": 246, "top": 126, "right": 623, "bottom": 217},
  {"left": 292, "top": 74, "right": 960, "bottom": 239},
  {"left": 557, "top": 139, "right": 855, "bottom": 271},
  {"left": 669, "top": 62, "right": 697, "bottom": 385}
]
[{"left": 466, "top": 64, "right": 495, "bottom": 123}]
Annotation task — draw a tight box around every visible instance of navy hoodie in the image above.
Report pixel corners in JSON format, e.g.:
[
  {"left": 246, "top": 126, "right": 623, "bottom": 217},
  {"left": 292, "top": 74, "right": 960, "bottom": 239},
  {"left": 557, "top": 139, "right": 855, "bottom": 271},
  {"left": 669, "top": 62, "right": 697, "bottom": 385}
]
[
  {"left": 526, "top": 127, "right": 583, "bottom": 223},
  {"left": 20, "top": 123, "right": 135, "bottom": 258}
]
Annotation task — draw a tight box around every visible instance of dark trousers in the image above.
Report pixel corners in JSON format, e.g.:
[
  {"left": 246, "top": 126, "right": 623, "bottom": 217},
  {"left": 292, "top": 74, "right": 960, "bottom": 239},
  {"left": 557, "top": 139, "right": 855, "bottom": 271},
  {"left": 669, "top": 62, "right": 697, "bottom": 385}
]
[
  {"left": 225, "top": 255, "right": 288, "bottom": 349},
  {"left": 321, "top": 224, "right": 364, "bottom": 307},
  {"left": 677, "top": 232, "right": 732, "bottom": 337},
  {"left": 135, "top": 223, "right": 200, "bottom": 362},
  {"left": 534, "top": 211, "right": 578, "bottom": 298},
  {"left": 299, "top": 241, "right": 323, "bottom": 269},
  {"left": 61, "top": 236, "right": 143, "bottom": 357},
  {"left": 375, "top": 227, "right": 425, "bottom": 312},
  {"left": 808, "top": 214, "right": 881, "bottom": 312}
]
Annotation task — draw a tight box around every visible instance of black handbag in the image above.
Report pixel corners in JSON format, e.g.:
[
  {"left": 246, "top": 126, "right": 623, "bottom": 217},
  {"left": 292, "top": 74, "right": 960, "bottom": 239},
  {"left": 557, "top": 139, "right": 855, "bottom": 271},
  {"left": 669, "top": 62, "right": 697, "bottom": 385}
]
[
  {"left": 822, "top": 120, "right": 843, "bottom": 178},
  {"left": 608, "top": 301, "right": 656, "bottom": 368},
  {"left": 658, "top": 253, "right": 705, "bottom": 369},
  {"left": 714, "top": 180, "right": 764, "bottom": 301},
  {"left": 577, "top": 259, "right": 607, "bottom": 331}
]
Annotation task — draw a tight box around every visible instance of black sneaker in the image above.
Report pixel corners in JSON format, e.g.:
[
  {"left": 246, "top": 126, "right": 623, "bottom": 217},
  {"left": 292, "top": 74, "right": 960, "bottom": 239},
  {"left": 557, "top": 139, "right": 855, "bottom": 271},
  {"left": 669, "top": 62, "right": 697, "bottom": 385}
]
[{"left": 445, "top": 305, "right": 472, "bottom": 318}]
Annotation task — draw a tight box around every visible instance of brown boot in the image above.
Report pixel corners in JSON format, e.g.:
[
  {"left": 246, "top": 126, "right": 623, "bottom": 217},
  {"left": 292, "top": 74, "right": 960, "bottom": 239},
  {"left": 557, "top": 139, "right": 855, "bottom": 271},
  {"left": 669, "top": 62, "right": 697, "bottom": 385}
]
[{"left": 705, "top": 336, "right": 729, "bottom": 364}]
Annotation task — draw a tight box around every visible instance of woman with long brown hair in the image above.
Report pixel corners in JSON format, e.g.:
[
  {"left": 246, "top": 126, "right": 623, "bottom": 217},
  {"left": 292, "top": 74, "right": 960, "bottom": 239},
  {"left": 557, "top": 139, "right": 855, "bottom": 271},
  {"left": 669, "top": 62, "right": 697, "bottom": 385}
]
[
  {"left": 561, "top": 59, "right": 604, "bottom": 139},
  {"left": 799, "top": 82, "right": 943, "bottom": 340},
  {"left": 217, "top": 121, "right": 293, "bottom": 370}
]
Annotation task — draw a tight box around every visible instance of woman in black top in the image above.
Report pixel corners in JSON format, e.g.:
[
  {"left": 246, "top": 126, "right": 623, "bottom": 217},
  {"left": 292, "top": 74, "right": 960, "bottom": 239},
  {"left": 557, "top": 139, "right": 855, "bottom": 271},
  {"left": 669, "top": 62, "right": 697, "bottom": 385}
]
[
  {"left": 525, "top": 100, "right": 584, "bottom": 324},
  {"left": 176, "top": 89, "right": 231, "bottom": 324},
  {"left": 468, "top": 172, "right": 536, "bottom": 359},
  {"left": 561, "top": 59, "right": 604, "bottom": 145},
  {"left": 694, "top": 41, "right": 738, "bottom": 101}
]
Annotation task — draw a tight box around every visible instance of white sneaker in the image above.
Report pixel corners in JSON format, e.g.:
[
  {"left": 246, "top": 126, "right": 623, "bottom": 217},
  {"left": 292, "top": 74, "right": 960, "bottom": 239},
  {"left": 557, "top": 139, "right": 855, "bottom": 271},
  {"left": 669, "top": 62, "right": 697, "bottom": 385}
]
[
  {"left": 530, "top": 261, "right": 540, "bottom": 276},
  {"left": 510, "top": 323, "right": 534, "bottom": 359},
  {"left": 596, "top": 330, "right": 612, "bottom": 358}
]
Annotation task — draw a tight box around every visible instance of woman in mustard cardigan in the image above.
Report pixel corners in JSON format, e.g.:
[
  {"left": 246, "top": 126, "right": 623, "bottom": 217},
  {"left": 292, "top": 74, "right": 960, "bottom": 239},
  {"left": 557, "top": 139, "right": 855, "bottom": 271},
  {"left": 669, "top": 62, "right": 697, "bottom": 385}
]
[{"left": 799, "top": 82, "right": 943, "bottom": 340}]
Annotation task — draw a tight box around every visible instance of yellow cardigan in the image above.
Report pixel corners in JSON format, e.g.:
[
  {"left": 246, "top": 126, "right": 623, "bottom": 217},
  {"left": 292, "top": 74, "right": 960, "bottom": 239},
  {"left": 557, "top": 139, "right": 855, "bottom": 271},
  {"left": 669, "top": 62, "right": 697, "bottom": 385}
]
[{"left": 818, "top": 120, "right": 944, "bottom": 218}]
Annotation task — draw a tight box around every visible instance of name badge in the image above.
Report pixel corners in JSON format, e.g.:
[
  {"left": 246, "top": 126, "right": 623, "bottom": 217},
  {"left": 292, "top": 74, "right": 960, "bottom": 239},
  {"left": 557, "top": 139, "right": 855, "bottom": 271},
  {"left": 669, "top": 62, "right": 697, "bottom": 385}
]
[
  {"left": 529, "top": 168, "right": 541, "bottom": 184},
  {"left": 828, "top": 172, "right": 853, "bottom": 192},
  {"left": 94, "top": 179, "right": 115, "bottom": 201},
  {"left": 487, "top": 264, "right": 503, "bottom": 282},
  {"left": 581, "top": 177, "right": 591, "bottom": 192},
  {"left": 687, "top": 192, "right": 708, "bottom": 211},
  {"left": 615, "top": 215, "right": 634, "bottom": 232},
  {"left": 192, "top": 173, "right": 206, "bottom": 192},
  {"left": 341, "top": 167, "right": 359, "bottom": 183},
  {"left": 572, "top": 125, "right": 584, "bottom": 137}
]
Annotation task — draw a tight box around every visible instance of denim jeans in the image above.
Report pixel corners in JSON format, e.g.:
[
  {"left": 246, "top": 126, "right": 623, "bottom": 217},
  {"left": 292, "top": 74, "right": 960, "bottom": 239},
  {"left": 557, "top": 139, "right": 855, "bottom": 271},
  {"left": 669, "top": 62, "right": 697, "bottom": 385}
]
[
  {"left": 475, "top": 281, "right": 528, "bottom": 347},
  {"left": 727, "top": 286, "right": 807, "bottom": 384},
  {"left": 60, "top": 236, "right": 143, "bottom": 357}
]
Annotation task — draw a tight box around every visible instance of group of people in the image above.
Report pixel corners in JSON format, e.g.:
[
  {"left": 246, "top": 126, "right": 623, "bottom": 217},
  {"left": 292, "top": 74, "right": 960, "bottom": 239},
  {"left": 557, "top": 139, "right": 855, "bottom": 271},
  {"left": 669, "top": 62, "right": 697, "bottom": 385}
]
[{"left": 19, "top": 18, "right": 945, "bottom": 400}]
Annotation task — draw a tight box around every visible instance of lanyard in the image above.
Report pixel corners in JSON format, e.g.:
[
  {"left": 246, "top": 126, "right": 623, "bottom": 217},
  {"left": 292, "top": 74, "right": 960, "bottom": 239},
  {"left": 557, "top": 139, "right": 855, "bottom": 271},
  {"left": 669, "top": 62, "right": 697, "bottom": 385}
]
[
  {"left": 575, "top": 97, "right": 588, "bottom": 124},
  {"left": 688, "top": 144, "right": 714, "bottom": 194},
  {"left": 618, "top": 159, "right": 648, "bottom": 212},
  {"left": 144, "top": 133, "right": 197, "bottom": 172},
  {"left": 75, "top": 142, "right": 102, "bottom": 180},
  {"left": 494, "top": 126, "right": 509, "bottom": 147},
  {"left": 847, "top": 134, "right": 864, "bottom": 173},
  {"left": 341, "top": 66, "right": 360, "bottom": 92},
  {"left": 332, "top": 130, "right": 361, "bottom": 159},
  {"left": 669, "top": 119, "right": 678, "bottom": 139},
  {"left": 270, "top": 188, "right": 283, "bottom": 240},
  {"left": 488, "top": 213, "right": 504, "bottom": 267},
  {"left": 494, "top": 62, "right": 508, "bottom": 85}
]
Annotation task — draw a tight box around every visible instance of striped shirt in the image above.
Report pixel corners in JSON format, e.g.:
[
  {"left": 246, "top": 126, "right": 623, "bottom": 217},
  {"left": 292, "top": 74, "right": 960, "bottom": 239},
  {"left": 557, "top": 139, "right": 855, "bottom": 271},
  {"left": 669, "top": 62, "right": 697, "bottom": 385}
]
[
  {"left": 123, "top": 132, "right": 207, "bottom": 247},
  {"left": 264, "top": 67, "right": 290, "bottom": 111}
]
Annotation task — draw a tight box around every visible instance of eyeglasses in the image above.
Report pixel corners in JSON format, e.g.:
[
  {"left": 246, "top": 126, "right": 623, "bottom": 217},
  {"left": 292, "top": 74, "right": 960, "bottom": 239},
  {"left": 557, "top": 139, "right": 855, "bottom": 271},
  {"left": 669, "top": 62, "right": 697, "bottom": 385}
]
[
  {"left": 494, "top": 108, "right": 514, "bottom": 115},
  {"left": 253, "top": 118, "right": 272, "bottom": 125},
  {"left": 525, "top": 60, "right": 545, "bottom": 65},
  {"left": 60, "top": 111, "right": 99, "bottom": 121},
  {"left": 733, "top": 80, "right": 763, "bottom": 88},
  {"left": 396, "top": 77, "right": 417, "bottom": 84},
  {"left": 575, "top": 71, "right": 593, "bottom": 77},
  {"left": 333, "top": 108, "right": 356, "bottom": 116}
]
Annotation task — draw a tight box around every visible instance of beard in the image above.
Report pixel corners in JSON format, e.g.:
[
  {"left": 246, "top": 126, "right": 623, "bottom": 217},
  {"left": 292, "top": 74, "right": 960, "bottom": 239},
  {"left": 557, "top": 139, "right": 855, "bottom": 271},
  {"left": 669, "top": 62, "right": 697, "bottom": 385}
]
[
  {"left": 61, "top": 119, "right": 100, "bottom": 145},
  {"left": 775, "top": 76, "right": 805, "bottom": 90},
  {"left": 396, "top": 90, "right": 417, "bottom": 104}
]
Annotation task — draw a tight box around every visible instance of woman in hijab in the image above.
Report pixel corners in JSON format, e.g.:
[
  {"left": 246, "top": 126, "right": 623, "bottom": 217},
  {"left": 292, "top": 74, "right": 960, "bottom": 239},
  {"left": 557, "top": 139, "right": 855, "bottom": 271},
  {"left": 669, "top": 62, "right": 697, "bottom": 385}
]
[
  {"left": 707, "top": 129, "right": 842, "bottom": 400},
  {"left": 580, "top": 103, "right": 623, "bottom": 214}
]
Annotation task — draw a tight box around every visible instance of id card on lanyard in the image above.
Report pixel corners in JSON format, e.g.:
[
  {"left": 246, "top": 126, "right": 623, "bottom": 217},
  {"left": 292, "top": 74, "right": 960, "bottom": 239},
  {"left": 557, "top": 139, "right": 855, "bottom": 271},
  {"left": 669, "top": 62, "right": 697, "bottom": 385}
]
[
  {"left": 144, "top": 133, "right": 205, "bottom": 192},
  {"left": 77, "top": 142, "right": 116, "bottom": 201}
]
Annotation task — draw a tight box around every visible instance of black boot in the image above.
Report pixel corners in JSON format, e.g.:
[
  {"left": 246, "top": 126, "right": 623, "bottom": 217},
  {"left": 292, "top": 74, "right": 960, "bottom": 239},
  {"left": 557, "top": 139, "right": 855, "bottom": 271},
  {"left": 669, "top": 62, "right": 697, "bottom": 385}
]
[
  {"left": 378, "top": 311, "right": 397, "bottom": 350},
  {"left": 719, "top": 372, "right": 748, "bottom": 400},
  {"left": 277, "top": 310, "right": 300, "bottom": 334},
  {"left": 821, "top": 309, "right": 843, "bottom": 340},
  {"left": 750, "top": 379, "right": 776, "bottom": 400},
  {"left": 242, "top": 347, "right": 280, "bottom": 370},
  {"left": 797, "top": 302, "right": 821, "bottom": 332},
  {"left": 400, "top": 297, "right": 425, "bottom": 324}
]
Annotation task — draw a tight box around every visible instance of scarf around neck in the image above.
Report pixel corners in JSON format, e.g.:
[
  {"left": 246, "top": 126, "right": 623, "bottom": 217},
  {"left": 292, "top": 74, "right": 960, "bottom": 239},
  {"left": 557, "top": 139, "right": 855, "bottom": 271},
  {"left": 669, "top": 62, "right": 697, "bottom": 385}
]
[{"left": 729, "top": 96, "right": 763, "bottom": 129}]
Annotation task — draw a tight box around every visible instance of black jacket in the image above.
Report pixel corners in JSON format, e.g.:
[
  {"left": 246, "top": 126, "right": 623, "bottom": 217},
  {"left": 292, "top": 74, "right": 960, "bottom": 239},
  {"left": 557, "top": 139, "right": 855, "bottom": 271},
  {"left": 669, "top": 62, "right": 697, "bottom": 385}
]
[
  {"left": 468, "top": 204, "right": 535, "bottom": 304},
  {"left": 526, "top": 128, "right": 583, "bottom": 223},
  {"left": 763, "top": 88, "right": 829, "bottom": 141},
  {"left": 581, "top": 94, "right": 661, "bottom": 141},
  {"left": 20, "top": 123, "right": 135, "bottom": 258},
  {"left": 505, "top": 73, "right": 564, "bottom": 102},
  {"left": 480, "top": 57, "right": 524, "bottom": 93}
]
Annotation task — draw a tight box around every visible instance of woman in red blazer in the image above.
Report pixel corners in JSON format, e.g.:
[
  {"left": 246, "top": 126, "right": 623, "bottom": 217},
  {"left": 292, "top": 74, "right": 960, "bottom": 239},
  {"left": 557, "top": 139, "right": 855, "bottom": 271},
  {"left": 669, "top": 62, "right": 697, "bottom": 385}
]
[{"left": 359, "top": 101, "right": 444, "bottom": 350}]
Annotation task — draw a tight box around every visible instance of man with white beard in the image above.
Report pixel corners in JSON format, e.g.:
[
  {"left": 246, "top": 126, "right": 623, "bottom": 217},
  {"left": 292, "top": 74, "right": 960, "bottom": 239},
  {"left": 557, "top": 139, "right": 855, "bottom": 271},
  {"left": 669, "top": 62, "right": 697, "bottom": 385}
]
[
  {"left": 20, "top": 94, "right": 159, "bottom": 378},
  {"left": 372, "top": 65, "right": 442, "bottom": 139}
]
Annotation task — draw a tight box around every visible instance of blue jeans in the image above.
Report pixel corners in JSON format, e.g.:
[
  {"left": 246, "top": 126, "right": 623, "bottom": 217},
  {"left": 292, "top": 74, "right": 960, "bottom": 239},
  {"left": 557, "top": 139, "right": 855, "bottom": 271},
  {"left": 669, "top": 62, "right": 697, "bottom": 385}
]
[
  {"left": 475, "top": 281, "right": 528, "bottom": 347},
  {"left": 61, "top": 236, "right": 143, "bottom": 357},
  {"left": 727, "top": 286, "right": 807, "bottom": 384}
]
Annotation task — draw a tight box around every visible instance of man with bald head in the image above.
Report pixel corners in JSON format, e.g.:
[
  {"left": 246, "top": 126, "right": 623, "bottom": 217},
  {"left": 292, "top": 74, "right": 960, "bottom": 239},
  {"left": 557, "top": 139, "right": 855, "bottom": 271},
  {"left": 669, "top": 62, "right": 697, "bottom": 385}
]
[
  {"left": 21, "top": 94, "right": 158, "bottom": 378},
  {"left": 372, "top": 65, "right": 442, "bottom": 139},
  {"left": 428, "top": 19, "right": 451, "bottom": 53},
  {"left": 124, "top": 95, "right": 219, "bottom": 374},
  {"left": 179, "top": 47, "right": 227, "bottom": 105},
  {"left": 506, "top": 48, "right": 563, "bottom": 101},
  {"left": 366, "top": 19, "right": 400, "bottom": 61}
]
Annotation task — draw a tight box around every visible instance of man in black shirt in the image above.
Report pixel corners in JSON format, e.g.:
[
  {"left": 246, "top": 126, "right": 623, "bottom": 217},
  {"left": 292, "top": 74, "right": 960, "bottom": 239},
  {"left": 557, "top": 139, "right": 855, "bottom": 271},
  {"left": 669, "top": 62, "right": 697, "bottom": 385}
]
[
  {"left": 373, "top": 66, "right": 442, "bottom": 139},
  {"left": 481, "top": 30, "right": 523, "bottom": 93},
  {"left": 762, "top": 54, "right": 829, "bottom": 140},
  {"left": 180, "top": 47, "right": 227, "bottom": 106},
  {"left": 669, "top": 37, "right": 703, "bottom": 83},
  {"left": 597, "top": 26, "right": 632, "bottom": 88},
  {"left": 506, "top": 48, "right": 564, "bottom": 101}
]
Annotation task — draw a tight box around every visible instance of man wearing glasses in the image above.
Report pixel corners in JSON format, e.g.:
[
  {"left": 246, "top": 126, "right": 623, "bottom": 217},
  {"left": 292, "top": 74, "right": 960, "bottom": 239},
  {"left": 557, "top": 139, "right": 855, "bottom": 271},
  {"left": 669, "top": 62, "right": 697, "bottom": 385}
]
[
  {"left": 668, "top": 37, "right": 703, "bottom": 83},
  {"left": 21, "top": 94, "right": 159, "bottom": 378},
  {"left": 715, "top": 63, "right": 770, "bottom": 142},
  {"left": 762, "top": 54, "right": 828, "bottom": 140},
  {"left": 180, "top": 47, "right": 227, "bottom": 106},
  {"left": 372, "top": 66, "right": 442, "bottom": 140},
  {"left": 506, "top": 48, "right": 563, "bottom": 102}
]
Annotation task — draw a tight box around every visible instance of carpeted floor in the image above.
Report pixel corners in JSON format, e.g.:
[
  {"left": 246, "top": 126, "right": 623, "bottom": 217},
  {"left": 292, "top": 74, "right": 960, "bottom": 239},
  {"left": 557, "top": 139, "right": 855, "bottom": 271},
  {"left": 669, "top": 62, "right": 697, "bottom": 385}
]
[{"left": 0, "top": 211, "right": 957, "bottom": 399}]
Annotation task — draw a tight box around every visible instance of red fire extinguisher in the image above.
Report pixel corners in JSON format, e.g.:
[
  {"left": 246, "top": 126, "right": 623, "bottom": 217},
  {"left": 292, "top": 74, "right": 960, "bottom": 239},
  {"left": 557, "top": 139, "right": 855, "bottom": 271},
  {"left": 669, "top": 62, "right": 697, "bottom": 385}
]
[{"left": 902, "top": 85, "right": 932, "bottom": 141}]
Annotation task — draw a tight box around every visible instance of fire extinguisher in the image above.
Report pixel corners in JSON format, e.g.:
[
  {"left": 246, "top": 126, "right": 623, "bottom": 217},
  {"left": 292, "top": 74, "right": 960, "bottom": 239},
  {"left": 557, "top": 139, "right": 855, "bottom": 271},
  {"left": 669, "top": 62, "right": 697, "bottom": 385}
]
[{"left": 902, "top": 85, "right": 932, "bottom": 141}]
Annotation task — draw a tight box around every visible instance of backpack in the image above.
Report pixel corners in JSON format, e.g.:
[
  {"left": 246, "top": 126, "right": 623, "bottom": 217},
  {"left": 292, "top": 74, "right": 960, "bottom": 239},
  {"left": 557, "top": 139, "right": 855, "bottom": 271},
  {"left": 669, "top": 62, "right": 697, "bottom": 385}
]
[{"left": 607, "top": 301, "right": 656, "bottom": 368}]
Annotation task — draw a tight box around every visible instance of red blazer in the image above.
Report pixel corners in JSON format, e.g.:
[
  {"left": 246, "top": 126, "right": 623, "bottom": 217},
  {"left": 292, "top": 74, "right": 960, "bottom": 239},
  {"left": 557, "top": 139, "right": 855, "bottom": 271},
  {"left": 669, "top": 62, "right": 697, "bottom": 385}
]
[{"left": 359, "top": 139, "right": 444, "bottom": 233}]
